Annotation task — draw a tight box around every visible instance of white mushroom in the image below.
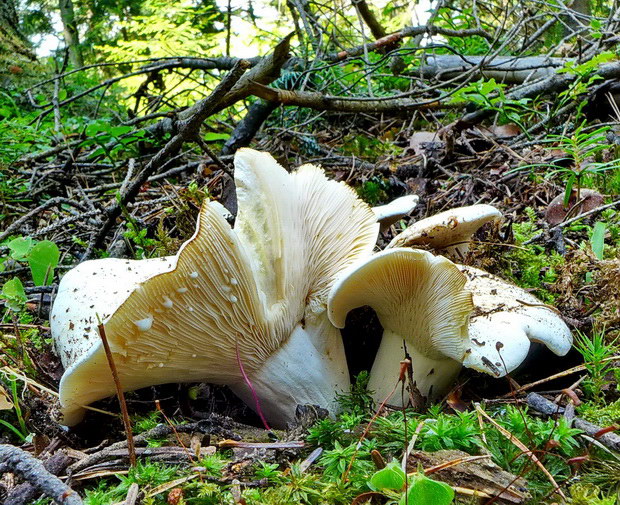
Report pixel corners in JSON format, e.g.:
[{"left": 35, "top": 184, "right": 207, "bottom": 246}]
[
  {"left": 328, "top": 248, "right": 473, "bottom": 404},
  {"left": 51, "top": 148, "right": 379, "bottom": 427},
  {"left": 458, "top": 266, "right": 572, "bottom": 377},
  {"left": 388, "top": 204, "right": 502, "bottom": 259},
  {"left": 372, "top": 195, "right": 419, "bottom": 231},
  {"left": 328, "top": 249, "right": 572, "bottom": 406}
]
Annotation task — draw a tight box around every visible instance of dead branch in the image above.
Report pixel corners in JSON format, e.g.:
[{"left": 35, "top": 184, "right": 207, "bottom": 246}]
[
  {"left": 248, "top": 82, "right": 463, "bottom": 114},
  {"left": 91, "top": 59, "right": 250, "bottom": 250},
  {"left": 352, "top": 0, "right": 387, "bottom": 40},
  {"left": 68, "top": 416, "right": 241, "bottom": 475},
  {"left": 5, "top": 450, "right": 73, "bottom": 505},
  {"left": 0, "top": 445, "right": 82, "bottom": 505},
  {"left": 327, "top": 24, "right": 493, "bottom": 62}
]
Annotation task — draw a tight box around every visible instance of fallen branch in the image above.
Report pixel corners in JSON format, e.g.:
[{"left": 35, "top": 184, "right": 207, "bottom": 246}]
[
  {"left": 327, "top": 24, "right": 493, "bottom": 62},
  {"left": 249, "top": 82, "right": 462, "bottom": 114},
  {"left": 5, "top": 450, "right": 73, "bottom": 505},
  {"left": 0, "top": 445, "right": 82, "bottom": 505},
  {"left": 68, "top": 416, "right": 241, "bottom": 474}
]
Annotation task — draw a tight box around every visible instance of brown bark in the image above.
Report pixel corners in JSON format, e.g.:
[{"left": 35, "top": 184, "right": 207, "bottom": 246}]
[
  {"left": 352, "top": 0, "right": 386, "bottom": 39},
  {"left": 59, "top": 0, "right": 84, "bottom": 67}
]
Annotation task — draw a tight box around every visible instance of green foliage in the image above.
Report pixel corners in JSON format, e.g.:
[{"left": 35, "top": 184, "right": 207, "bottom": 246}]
[
  {"left": 2, "top": 235, "right": 60, "bottom": 285},
  {"left": 336, "top": 371, "right": 374, "bottom": 415},
  {"left": 579, "top": 399, "right": 620, "bottom": 426},
  {"left": 0, "top": 277, "right": 27, "bottom": 311},
  {"left": 506, "top": 207, "right": 564, "bottom": 302},
  {"left": 80, "top": 121, "right": 146, "bottom": 161},
  {"left": 1, "top": 235, "right": 60, "bottom": 312},
  {"left": 401, "top": 472, "right": 455, "bottom": 505},
  {"left": 0, "top": 375, "right": 30, "bottom": 441},
  {"left": 418, "top": 410, "right": 481, "bottom": 453},
  {"left": 27, "top": 240, "right": 60, "bottom": 285},
  {"left": 450, "top": 78, "right": 534, "bottom": 130},
  {"left": 368, "top": 461, "right": 454, "bottom": 505},
  {"left": 132, "top": 410, "right": 163, "bottom": 433},
  {"left": 198, "top": 453, "right": 228, "bottom": 478},
  {"left": 574, "top": 328, "right": 617, "bottom": 403},
  {"left": 357, "top": 177, "right": 389, "bottom": 205},
  {"left": 567, "top": 483, "right": 617, "bottom": 505},
  {"left": 590, "top": 221, "right": 607, "bottom": 259}
]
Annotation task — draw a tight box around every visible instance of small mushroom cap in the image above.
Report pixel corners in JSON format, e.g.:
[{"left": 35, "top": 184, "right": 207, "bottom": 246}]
[
  {"left": 328, "top": 248, "right": 473, "bottom": 363},
  {"left": 545, "top": 189, "right": 604, "bottom": 225},
  {"left": 388, "top": 204, "right": 502, "bottom": 258},
  {"left": 53, "top": 148, "right": 379, "bottom": 426},
  {"left": 372, "top": 195, "right": 419, "bottom": 231},
  {"left": 458, "top": 266, "right": 572, "bottom": 377}
]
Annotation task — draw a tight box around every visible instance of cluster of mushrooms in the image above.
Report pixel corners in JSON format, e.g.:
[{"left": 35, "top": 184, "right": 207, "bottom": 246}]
[{"left": 51, "top": 149, "right": 572, "bottom": 428}]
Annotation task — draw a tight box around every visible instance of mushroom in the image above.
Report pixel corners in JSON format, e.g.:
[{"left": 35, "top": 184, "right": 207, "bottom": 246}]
[
  {"left": 372, "top": 195, "right": 419, "bottom": 231},
  {"left": 545, "top": 189, "right": 604, "bottom": 226},
  {"left": 388, "top": 204, "right": 502, "bottom": 259},
  {"left": 328, "top": 248, "right": 572, "bottom": 406},
  {"left": 328, "top": 248, "right": 474, "bottom": 404},
  {"left": 51, "top": 149, "right": 379, "bottom": 427},
  {"left": 458, "top": 265, "right": 573, "bottom": 377}
]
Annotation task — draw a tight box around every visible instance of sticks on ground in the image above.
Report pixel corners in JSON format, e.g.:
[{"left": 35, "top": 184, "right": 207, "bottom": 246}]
[{"left": 0, "top": 444, "right": 83, "bottom": 505}]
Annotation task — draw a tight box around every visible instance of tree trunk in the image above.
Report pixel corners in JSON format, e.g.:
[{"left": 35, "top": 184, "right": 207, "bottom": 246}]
[
  {"left": 0, "top": 0, "right": 35, "bottom": 61},
  {"left": 59, "top": 0, "right": 84, "bottom": 67}
]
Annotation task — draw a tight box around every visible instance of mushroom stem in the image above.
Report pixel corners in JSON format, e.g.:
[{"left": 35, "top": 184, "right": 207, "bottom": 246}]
[
  {"left": 229, "top": 314, "right": 349, "bottom": 428},
  {"left": 368, "top": 329, "right": 462, "bottom": 406}
]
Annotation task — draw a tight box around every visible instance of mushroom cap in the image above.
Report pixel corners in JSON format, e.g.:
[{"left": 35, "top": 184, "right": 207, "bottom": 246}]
[
  {"left": 328, "top": 248, "right": 473, "bottom": 363},
  {"left": 459, "top": 266, "right": 573, "bottom": 377},
  {"left": 372, "top": 195, "right": 419, "bottom": 231},
  {"left": 545, "top": 189, "right": 604, "bottom": 226},
  {"left": 388, "top": 204, "right": 502, "bottom": 259},
  {"left": 52, "top": 148, "right": 379, "bottom": 426}
]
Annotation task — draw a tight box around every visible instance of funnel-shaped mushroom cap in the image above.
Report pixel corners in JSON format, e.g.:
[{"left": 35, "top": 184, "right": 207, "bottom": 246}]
[
  {"left": 459, "top": 266, "right": 572, "bottom": 377},
  {"left": 328, "top": 248, "right": 473, "bottom": 402},
  {"left": 52, "top": 149, "right": 379, "bottom": 427},
  {"left": 388, "top": 204, "right": 502, "bottom": 259},
  {"left": 372, "top": 195, "right": 419, "bottom": 231}
]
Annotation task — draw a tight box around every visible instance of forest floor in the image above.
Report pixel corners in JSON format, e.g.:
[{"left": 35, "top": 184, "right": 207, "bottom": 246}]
[{"left": 2, "top": 56, "right": 620, "bottom": 505}]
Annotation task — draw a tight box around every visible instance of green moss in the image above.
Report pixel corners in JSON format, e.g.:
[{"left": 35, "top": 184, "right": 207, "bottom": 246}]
[
  {"left": 578, "top": 399, "right": 620, "bottom": 426},
  {"left": 504, "top": 207, "right": 564, "bottom": 302}
]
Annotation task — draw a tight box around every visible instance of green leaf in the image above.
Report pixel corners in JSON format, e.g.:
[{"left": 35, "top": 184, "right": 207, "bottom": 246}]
[
  {"left": 28, "top": 240, "right": 60, "bottom": 286},
  {"left": 110, "top": 126, "right": 133, "bottom": 137},
  {"left": 7, "top": 236, "right": 33, "bottom": 260},
  {"left": 369, "top": 461, "right": 406, "bottom": 491},
  {"left": 400, "top": 473, "right": 455, "bottom": 505},
  {"left": 563, "top": 175, "right": 575, "bottom": 207},
  {"left": 1, "top": 277, "right": 27, "bottom": 311},
  {"left": 591, "top": 221, "right": 606, "bottom": 260},
  {"left": 202, "top": 132, "right": 229, "bottom": 142}
]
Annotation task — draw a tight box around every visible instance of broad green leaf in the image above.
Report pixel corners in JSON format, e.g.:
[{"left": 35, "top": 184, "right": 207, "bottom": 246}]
[
  {"left": 369, "top": 462, "right": 406, "bottom": 491},
  {"left": 591, "top": 221, "right": 606, "bottom": 260},
  {"left": 7, "top": 236, "right": 33, "bottom": 260},
  {"left": 202, "top": 132, "right": 229, "bottom": 142},
  {"left": 1, "top": 277, "right": 27, "bottom": 311},
  {"left": 28, "top": 240, "right": 60, "bottom": 286},
  {"left": 110, "top": 125, "right": 133, "bottom": 136},
  {"left": 400, "top": 473, "right": 455, "bottom": 505}
]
